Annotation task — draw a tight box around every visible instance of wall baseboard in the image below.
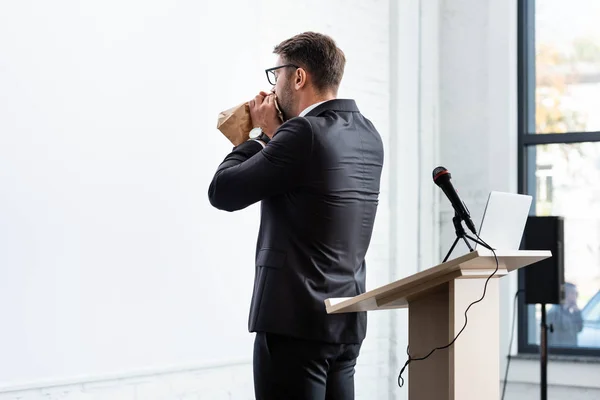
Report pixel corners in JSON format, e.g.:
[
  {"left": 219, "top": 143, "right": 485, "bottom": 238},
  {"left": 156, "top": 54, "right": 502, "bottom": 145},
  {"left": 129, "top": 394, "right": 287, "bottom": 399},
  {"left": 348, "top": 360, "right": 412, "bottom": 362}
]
[{"left": 0, "top": 358, "right": 251, "bottom": 394}]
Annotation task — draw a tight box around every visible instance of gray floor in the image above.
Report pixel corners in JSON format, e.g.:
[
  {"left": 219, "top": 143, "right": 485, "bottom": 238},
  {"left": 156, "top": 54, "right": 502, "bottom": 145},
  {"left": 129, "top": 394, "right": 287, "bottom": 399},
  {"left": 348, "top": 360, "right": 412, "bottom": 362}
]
[{"left": 501, "top": 382, "right": 600, "bottom": 400}]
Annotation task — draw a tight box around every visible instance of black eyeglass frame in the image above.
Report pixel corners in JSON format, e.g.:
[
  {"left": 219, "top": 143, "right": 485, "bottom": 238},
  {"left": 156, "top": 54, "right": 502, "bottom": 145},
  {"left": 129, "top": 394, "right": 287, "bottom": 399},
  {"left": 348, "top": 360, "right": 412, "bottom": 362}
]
[{"left": 265, "top": 64, "right": 299, "bottom": 86}]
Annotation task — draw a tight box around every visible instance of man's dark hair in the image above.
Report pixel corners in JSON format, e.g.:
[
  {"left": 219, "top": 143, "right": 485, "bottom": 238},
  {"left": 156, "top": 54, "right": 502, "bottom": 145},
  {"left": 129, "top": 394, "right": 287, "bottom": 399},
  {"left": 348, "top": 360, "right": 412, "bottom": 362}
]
[{"left": 273, "top": 32, "right": 346, "bottom": 94}]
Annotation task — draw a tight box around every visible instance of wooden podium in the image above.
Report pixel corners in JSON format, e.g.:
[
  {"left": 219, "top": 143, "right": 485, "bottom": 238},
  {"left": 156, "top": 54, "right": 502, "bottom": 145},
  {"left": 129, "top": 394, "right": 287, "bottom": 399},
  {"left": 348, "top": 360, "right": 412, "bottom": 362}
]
[{"left": 325, "top": 249, "right": 551, "bottom": 400}]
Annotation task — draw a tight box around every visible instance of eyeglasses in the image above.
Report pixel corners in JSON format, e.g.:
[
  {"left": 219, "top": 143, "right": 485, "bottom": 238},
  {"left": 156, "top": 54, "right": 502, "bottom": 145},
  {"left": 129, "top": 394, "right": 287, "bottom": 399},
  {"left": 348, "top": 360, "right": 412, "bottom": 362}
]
[{"left": 265, "top": 64, "right": 299, "bottom": 86}]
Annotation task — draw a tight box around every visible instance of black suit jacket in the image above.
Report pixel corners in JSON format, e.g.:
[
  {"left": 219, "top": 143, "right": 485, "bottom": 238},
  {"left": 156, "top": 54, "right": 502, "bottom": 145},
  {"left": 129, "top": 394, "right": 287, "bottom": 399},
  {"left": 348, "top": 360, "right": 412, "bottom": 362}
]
[{"left": 208, "top": 99, "right": 384, "bottom": 344}]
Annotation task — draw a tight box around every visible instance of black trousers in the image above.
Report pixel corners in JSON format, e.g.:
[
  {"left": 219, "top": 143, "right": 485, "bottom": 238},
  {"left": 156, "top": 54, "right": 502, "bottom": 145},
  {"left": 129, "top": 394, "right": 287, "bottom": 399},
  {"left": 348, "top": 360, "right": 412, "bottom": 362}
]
[{"left": 253, "top": 332, "right": 361, "bottom": 400}]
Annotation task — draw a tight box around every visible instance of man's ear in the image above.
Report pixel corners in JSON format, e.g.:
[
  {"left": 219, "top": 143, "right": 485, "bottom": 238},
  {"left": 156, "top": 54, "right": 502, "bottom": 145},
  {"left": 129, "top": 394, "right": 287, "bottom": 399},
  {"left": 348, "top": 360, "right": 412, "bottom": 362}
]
[{"left": 295, "top": 68, "right": 307, "bottom": 90}]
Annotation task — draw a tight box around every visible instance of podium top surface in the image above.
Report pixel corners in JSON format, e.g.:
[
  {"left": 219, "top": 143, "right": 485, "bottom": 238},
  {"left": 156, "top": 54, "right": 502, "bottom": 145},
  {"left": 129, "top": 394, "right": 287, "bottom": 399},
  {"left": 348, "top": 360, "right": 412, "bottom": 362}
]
[{"left": 324, "top": 249, "right": 551, "bottom": 314}]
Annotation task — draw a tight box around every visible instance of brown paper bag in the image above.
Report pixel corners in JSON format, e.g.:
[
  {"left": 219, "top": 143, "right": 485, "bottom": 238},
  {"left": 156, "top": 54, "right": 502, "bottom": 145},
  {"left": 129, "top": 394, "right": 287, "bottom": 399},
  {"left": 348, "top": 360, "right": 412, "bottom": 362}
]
[
  {"left": 216, "top": 96, "right": 284, "bottom": 146},
  {"left": 216, "top": 102, "right": 253, "bottom": 146}
]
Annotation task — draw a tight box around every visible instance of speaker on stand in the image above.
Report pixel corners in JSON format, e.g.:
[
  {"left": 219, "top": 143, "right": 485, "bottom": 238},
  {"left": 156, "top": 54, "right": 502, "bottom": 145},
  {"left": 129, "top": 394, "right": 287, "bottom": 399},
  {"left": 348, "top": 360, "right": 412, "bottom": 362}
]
[{"left": 522, "top": 215, "right": 565, "bottom": 400}]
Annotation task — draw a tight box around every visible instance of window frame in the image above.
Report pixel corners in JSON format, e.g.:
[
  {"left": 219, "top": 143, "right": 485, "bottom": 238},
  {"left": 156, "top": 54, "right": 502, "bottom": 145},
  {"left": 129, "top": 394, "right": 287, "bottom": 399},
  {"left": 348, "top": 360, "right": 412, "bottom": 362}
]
[{"left": 517, "top": 0, "right": 600, "bottom": 357}]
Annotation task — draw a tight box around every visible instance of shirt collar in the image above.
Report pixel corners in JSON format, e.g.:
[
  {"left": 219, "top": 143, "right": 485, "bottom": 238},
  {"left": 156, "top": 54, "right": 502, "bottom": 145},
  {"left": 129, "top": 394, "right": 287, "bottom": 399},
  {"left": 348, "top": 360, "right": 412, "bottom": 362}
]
[{"left": 299, "top": 100, "right": 329, "bottom": 117}]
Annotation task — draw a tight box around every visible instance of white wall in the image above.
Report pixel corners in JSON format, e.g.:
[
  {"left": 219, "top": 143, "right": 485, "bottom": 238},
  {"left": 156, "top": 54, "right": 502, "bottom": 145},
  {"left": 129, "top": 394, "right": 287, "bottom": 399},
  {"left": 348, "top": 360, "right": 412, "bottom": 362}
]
[
  {"left": 0, "top": 0, "right": 432, "bottom": 399},
  {"left": 2, "top": 1, "right": 598, "bottom": 399},
  {"left": 0, "top": 0, "right": 269, "bottom": 388}
]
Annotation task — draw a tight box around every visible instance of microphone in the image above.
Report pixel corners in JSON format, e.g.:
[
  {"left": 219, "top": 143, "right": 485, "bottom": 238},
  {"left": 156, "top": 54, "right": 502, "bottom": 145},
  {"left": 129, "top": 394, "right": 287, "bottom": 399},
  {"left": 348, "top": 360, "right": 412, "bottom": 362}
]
[{"left": 432, "top": 166, "right": 477, "bottom": 235}]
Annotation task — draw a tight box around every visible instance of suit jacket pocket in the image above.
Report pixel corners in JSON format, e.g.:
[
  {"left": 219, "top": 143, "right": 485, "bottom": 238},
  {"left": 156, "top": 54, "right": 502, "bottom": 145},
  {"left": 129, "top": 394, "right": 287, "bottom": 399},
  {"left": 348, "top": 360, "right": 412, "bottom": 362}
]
[{"left": 256, "top": 249, "right": 287, "bottom": 269}]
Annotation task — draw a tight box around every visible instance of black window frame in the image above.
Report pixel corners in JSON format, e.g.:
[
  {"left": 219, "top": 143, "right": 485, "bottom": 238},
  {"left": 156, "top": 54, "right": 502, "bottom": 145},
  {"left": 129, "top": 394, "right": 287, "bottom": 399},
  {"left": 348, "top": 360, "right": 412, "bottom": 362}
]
[{"left": 517, "top": 0, "right": 600, "bottom": 357}]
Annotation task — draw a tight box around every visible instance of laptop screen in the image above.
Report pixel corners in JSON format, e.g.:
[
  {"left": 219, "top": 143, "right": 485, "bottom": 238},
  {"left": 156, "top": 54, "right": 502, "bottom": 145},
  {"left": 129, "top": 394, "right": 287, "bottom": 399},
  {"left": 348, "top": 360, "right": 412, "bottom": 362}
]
[{"left": 475, "top": 191, "right": 533, "bottom": 251}]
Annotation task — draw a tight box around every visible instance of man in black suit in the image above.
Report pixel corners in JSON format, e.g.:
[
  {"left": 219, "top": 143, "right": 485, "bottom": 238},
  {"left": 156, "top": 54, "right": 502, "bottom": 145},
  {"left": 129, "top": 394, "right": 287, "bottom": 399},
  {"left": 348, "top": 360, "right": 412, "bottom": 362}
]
[{"left": 208, "top": 32, "right": 384, "bottom": 399}]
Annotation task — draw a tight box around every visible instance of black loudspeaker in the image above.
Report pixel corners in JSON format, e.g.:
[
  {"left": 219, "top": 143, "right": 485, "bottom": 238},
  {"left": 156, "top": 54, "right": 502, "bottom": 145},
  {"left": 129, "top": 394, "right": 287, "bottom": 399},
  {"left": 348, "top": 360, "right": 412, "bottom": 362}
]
[{"left": 522, "top": 216, "right": 565, "bottom": 305}]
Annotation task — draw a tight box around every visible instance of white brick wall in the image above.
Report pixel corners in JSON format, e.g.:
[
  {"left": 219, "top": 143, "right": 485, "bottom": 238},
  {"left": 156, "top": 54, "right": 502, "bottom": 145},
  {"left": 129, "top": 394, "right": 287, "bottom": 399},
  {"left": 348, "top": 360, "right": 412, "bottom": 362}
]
[{"left": 1, "top": 0, "right": 409, "bottom": 399}]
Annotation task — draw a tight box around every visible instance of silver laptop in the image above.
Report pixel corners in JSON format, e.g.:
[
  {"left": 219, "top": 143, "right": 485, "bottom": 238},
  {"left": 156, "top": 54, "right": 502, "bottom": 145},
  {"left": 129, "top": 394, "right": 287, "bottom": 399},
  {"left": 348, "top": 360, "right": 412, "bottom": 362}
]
[{"left": 475, "top": 191, "right": 533, "bottom": 251}]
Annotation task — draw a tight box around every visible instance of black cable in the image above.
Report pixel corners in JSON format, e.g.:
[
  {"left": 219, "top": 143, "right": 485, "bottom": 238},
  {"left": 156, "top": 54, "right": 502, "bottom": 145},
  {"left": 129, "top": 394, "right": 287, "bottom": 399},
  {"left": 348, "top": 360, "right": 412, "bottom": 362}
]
[
  {"left": 397, "top": 234, "right": 499, "bottom": 388},
  {"left": 501, "top": 289, "right": 524, "bottom": 400}
]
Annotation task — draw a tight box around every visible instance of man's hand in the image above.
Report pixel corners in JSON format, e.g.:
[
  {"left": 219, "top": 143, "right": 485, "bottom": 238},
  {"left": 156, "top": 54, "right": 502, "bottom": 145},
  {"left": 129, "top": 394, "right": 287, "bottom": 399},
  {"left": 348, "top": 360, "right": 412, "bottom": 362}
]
[{"left": 249, "top": 91, "right": 283, "bottom": 139}]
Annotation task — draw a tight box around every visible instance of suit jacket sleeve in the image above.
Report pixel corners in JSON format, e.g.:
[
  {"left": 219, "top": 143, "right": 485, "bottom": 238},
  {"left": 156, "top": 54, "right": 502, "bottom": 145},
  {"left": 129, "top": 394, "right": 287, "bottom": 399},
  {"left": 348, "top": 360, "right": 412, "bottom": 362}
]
[{"left": 208, "top": 117, "right": 313, "bottom": 211}]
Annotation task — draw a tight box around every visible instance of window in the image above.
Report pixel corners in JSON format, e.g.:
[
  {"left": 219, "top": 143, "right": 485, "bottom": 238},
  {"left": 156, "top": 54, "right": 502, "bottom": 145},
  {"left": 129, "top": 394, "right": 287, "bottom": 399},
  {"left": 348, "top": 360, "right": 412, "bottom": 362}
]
[{"left": 518, "top": 0, "right": 600, "bottom": 356}]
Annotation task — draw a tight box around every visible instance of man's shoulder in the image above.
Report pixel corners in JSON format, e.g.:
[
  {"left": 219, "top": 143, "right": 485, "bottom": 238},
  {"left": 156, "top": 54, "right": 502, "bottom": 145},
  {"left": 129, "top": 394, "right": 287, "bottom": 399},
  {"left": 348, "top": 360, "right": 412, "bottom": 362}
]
[
  {"left": 302, "top": 107, "right": 376, "bottom": 133},
  {"left": 269, "top": 117, "right": 314, "bottom": 146},
  {"left": 275, "top": 116, "right": 314, "bottom": 136}
]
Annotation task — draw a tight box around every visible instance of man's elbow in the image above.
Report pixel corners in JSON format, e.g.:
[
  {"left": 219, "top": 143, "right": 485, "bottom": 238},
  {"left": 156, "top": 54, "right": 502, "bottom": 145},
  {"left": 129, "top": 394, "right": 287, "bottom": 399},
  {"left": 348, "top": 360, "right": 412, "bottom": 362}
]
[{"left": 208, "top": 180, "right": 245, "bottom": 212}]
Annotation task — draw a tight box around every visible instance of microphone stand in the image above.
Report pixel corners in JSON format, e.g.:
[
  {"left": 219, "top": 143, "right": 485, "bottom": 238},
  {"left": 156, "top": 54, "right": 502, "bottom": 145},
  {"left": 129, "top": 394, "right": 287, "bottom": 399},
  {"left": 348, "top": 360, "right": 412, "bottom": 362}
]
[{"left": 443, "top": 212, "right": 489, "bottom": 263}]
